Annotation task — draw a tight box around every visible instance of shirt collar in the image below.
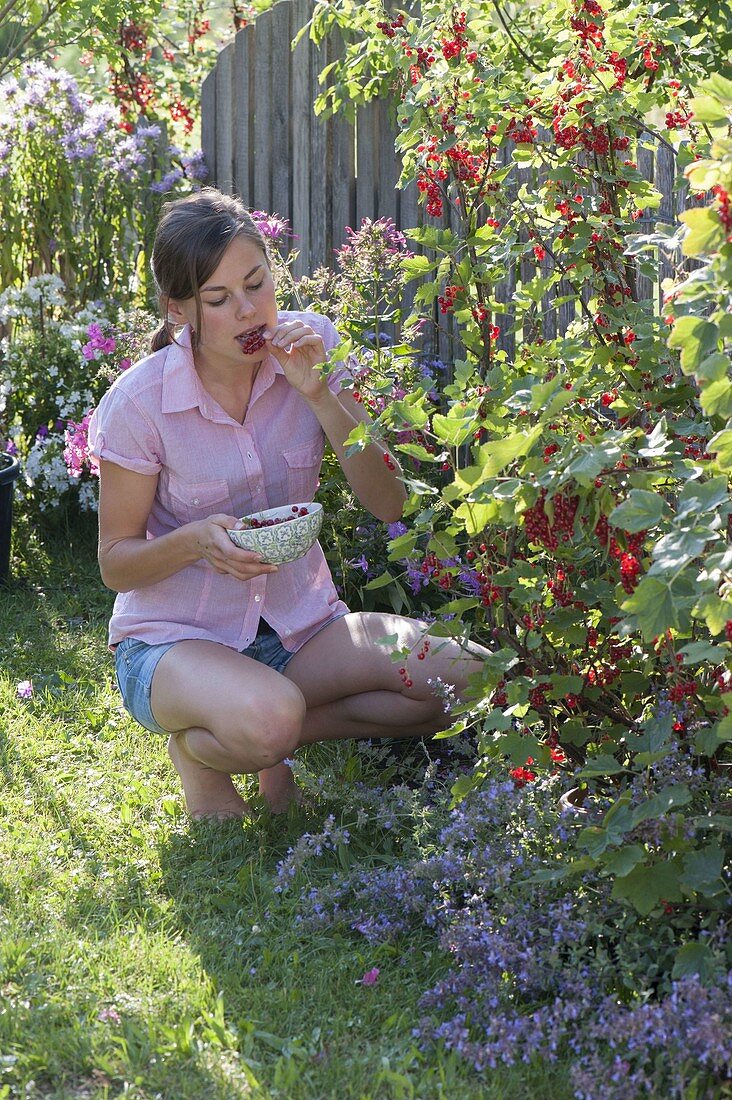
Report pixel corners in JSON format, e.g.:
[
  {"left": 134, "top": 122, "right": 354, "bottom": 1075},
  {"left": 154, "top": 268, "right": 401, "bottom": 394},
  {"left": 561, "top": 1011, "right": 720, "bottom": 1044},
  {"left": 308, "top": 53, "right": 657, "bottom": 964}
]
[{"left": 160, "top": 325, "right": 283, "bottom": 419}]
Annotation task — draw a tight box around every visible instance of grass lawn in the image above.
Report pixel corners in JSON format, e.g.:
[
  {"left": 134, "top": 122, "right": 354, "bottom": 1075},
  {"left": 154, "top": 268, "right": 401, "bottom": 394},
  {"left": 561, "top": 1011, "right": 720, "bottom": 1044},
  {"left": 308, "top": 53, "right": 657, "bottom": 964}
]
[{"left": 0, "top": 511, "right": 576, "bottom": 1099}]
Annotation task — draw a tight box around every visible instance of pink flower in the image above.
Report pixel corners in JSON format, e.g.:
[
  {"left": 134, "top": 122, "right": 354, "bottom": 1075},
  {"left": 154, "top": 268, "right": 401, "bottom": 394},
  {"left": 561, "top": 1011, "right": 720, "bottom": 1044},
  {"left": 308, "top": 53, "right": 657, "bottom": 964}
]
[
  {"left": 16, "top": 680, "right": 33, "bottom": 699},
  {"left": 97, "top": 1006, "right": 121, "bottom": 1024},
  {"left": 360, "top": 967, "right": 380, "bottom": 986}
]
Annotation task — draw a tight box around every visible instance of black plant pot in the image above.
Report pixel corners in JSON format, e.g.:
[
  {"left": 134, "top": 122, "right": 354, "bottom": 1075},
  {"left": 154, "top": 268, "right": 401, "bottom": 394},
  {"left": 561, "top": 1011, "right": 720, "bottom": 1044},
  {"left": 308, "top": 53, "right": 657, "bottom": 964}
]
[{"left": 0, "top": 453, "right": 21, "bottom": 586}]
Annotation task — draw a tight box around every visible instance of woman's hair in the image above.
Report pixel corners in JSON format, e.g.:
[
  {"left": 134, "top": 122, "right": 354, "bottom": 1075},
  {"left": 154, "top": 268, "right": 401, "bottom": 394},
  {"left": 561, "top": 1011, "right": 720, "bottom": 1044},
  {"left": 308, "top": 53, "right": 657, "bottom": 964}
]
[{"left": 149, "top": 188, "right": 269, "bottom": 353}]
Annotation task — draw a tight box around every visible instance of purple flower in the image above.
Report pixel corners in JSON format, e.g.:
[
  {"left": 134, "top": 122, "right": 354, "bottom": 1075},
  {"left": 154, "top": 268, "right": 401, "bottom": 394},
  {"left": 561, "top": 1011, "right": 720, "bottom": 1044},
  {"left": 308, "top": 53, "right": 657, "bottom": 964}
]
[
  {"left": 347, "top": 554, "right": 369, "bottom": 573},
  {"left": 250, "top": 210, "right": 297, "bottom": 243},
  {"left": 360, "top": 967, "right": 380, "bottom": 986},
  {"left": 5, "top": 439, "right": 17, "bottom": 456},
  {"left": 387, "top": 521, "right": 408, "bottom": 540},
  {"left": 16, "top": 680, "right": 33, "bottom": 700}
]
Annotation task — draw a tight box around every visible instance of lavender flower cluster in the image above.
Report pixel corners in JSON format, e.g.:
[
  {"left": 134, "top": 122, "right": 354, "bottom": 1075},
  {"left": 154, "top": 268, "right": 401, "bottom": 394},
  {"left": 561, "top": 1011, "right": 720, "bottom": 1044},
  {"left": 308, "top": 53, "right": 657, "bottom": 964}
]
[{"left": 280, "top": 774, "right": 731, "bottom": 1097}]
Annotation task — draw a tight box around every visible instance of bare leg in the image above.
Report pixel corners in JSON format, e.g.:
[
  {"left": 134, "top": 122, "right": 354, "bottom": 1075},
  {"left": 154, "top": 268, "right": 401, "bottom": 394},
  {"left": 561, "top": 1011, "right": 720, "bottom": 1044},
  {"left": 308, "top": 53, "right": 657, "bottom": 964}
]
[
  {"left": 150, "top": 640, "right": 305, "bottom": 819},
  {"left": 258, "top": 761, "right": 299, "bottom": 813},
  {"left": 167, "top": 732, "right": 251, "bottom": 820},
  {"left": 286, "top": 612, "right": 489, "bottom": 745}
]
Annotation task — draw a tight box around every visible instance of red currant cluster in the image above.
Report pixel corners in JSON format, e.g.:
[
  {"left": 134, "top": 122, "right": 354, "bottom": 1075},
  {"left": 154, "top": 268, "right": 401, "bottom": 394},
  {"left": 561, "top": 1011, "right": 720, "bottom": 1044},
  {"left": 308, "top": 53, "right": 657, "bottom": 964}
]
[
  {"left": 438, "top": 284, "right": 464, "bottom": 314},
  {"left": 506, "top": 115, "right": 538, "bottom": 145},
  {"left": 382, "top": 452, "right": 396, "bottom": 472},
  {"left": 445, "top": 143, "right": 485, "bottom": 183},
  {"left": 529, "top": 683, "right": 552, "bottom": 708},
  {"left": 569, "top": 12, "right": 605, "bottom": 49},
  {"left": 637, "top": 35, "right": 663, "bottom": 71},
  {"left": 619, "top": 551, "right": 641, "bottom": 593},
  {"left": 547, "top": 569, "right": 574, "bottom": 607},
  {"left": 524, "top": 490, "right": 579, "bottom": 551},
  {"left": 677, "top": 434, "right": 710, "bottom": 460},
  {"left": 376, "top": 13, "right": 406, "bottom": 37},
  {"left": 170, "top": 98, "right": 195, "bottom": 134},
  {"left": 668, "top": 681, "right": 698, "bottom": 703},
  {"left": 110, "top": 70, "right": 156, "bottom": 115},
  {"left": 441, "top": 11, "right": 473, "bottom": 62},
  {"left": 119, "top": 21, "right": 148, "bottom": 52},
  {"left": 419, "top": 551, "right": 453, "bottom": 591},
  {"left": 492, "top": 680, "right": 508, "bottom": 707},
  {"left": 187, "top": 17, "right": 211, "bottom": 46}
]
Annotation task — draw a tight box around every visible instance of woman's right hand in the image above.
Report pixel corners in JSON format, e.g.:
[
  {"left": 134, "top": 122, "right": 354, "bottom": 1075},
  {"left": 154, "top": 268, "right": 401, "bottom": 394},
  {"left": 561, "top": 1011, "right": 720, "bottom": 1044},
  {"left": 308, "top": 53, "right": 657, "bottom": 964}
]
[{"left": 188, "top": 514, "right": 279, "bottom": 580}]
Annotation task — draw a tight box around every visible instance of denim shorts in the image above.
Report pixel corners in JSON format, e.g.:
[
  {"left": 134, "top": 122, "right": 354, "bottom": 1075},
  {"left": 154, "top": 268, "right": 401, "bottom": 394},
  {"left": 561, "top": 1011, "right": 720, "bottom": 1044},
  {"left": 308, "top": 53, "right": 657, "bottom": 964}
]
[{"left": 114, "top": 619, "right": 297, "bottom": 736}]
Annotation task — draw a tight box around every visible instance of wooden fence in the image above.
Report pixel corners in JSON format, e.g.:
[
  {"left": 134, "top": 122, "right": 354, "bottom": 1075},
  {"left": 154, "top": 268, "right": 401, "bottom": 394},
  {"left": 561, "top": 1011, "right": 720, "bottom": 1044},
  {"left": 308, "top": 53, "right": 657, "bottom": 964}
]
[{"left": 201, "top": 0, "right": 691, "bottom": 361}]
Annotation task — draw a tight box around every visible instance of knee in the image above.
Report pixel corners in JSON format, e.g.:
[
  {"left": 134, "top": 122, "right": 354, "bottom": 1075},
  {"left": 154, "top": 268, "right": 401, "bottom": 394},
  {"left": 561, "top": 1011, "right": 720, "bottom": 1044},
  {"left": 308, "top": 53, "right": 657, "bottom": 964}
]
[{"left": 246, "top": 682, "right": 306, "bottom": 769}]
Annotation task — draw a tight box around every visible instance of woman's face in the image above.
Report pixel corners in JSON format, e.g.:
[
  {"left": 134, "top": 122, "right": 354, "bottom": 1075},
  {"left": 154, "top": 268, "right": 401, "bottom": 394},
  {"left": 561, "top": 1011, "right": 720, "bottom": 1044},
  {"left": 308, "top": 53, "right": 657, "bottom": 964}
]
[{"left": 168, "top": 234, "right": 278, "bottom": 371}]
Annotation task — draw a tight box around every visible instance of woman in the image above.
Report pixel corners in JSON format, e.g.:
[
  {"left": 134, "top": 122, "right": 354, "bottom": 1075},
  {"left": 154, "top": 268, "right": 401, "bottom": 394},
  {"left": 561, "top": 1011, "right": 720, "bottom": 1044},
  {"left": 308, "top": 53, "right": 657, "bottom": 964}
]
[{"left": 89, "top": 188, "right": 487, "bottom": 819}]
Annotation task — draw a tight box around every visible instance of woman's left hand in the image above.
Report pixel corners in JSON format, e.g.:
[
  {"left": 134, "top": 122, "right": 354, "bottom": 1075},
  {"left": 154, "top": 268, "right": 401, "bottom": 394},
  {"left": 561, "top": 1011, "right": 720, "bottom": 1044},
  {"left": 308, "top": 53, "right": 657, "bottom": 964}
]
[{"left": 263, "top": 320, "right": 328, "bottom": 402}]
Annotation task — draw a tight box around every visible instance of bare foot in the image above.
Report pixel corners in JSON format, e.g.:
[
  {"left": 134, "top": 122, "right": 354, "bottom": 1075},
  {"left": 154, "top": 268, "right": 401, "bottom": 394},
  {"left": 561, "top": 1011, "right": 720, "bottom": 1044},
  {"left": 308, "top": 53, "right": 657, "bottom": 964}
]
[
  {"left": 167, "top": 733, "right": 252, "bottom": 821},
  {"left": 258, "top": 762, "right": 301, "bottom": 814}
]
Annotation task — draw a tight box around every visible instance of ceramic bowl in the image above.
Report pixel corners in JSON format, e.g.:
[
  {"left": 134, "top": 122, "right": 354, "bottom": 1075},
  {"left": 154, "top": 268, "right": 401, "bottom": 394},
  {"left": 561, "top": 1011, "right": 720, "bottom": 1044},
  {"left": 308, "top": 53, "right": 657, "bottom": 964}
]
[{"left": 226, "top": 502, "right": 324, "bottom": 564}]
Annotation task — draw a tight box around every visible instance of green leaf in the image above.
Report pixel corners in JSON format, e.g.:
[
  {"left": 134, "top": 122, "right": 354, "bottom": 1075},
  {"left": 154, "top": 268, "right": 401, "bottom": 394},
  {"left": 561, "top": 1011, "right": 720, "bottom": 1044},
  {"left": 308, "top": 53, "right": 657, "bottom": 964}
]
[
  {"left": 695, "top": 713, "right": 732, "bottom": 755},
  {"left": 611, "top": 859, "right": 683, "bottom": 915},
  {"left": 600, "top": 844, "right": 646, "bottom": 877},
  {"left": 431, "top": 413, "right": 476, "bottom": 447},
  {"left": 609, "top": 490, "right": 669, "bottom": 533},
  {"left": 548, "top": 674, "right": 584, "bottom": 697},
  {"left": 679, "top": 207, "right": 725, "bottom": 257},
  {"left": 672, "top": 942, "right": 716, "bottom": 981},
  {"left": 625, "top": 712, "right": 673, "bottom": 754},
  {"left": 700, "top": 377, "right": 732, "bottom": 419},
  {"left": 677, "top": 476, "right": 730, "bottom": 517},
  {"left": 621, "top": 577, "right": 679, "bottom": 641},
  {"left": 395, "top": 442, "right": 441, "bottom": 463},
  {"left": 477, "top": 429, "right": 542, "bottom": 478},
  {"left": 708, "top": 428, "right": 732, "bottom": 468},
  {"left": 680, "top": 843, "right": 725, "bottom": 895},
  {"left": 364, "top": 572, "right": 396, "bottom": 590},
  {"left": 667, "top": 315, "right": 719, "bottom": 371},
  {"left": 453, "top": 501, "right": 494, "bottom": 537},
  {"left": 692, "top": 592, "right": 732, "bottom": 634},
  {"left": 679, "top": 640, "right": 728, "bottom": 665},
  {"left": 696, "top": 352, "right": 730, "bottom": 382},
  {"left": 632, "top": 784, "right": 692, "bottom": 826},
  {"left": 688, "top": 94, "right": 730, "bottom": 123},
  {"left": 577, "top": 753, "right": 626, "bottom": 777}
]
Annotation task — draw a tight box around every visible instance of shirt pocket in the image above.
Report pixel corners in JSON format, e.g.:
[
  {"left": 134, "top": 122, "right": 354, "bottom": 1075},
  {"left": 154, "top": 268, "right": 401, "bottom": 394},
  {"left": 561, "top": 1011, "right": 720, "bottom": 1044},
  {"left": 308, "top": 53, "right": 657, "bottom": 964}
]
[
  {"left": 167, "top": 475, "right": 235, "bottom": 523},
  {"left": 282, "top": 436, "right": 323, "bottom": 503}
]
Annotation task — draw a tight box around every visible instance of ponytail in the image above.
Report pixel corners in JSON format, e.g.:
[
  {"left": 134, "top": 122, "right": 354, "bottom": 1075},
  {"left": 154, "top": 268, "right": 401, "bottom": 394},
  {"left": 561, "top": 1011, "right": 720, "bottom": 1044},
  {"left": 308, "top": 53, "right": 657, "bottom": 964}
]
[{"left": 150, "top": 320, "right": 173, "bottom": 353}]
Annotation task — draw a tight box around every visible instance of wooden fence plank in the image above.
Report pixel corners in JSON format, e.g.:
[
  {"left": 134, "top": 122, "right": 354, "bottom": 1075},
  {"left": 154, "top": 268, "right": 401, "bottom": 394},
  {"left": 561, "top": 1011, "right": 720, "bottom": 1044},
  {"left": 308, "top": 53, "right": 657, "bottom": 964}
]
[
  {"left": 233, "top": 27, "right": 254, "bottom": 204},
  {"left": 655, "top": 142, "right": 677, "bottom": 311},
  {"left": 328, "top": 27, "right": 355, "bottom": 256},
  {"left": 356, "top": 99, "right": 378, "bottom": 227},
  {"left": 635, "top": 135, "right": 655, "bottom": 303},
  {"left": 201, "top": 69, "right": 217, "bottom": 187},
  {"left": 214, "top": 42, "right": 234, "bottom": 195},
  {"left": 291, "top": 0, "right": 312, "bottom": 279},
  {"left": 377, "top": 99, "right": 399, "bottom": 227},
  {"left": 309, "top": 30, "right": 328, "bottom": 273},
  {"left": 270, "top": 0, "right": 292, "bottom": 223},
  {"left": 252, "top": 10, "right": 273, "bottom": 211}
]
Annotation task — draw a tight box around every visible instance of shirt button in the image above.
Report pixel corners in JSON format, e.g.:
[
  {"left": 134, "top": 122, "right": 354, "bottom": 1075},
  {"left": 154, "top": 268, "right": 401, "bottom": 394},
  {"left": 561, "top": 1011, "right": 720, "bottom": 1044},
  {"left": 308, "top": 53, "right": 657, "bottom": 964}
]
[
  {"left": 247, "top": 452, "right": 253, "bottom": 459},
  {"left": 254, "top": 594, "right": 261, "bottom": 602},
  {"left": 192, "top": 497, "right": 200, "bottom": 505}
]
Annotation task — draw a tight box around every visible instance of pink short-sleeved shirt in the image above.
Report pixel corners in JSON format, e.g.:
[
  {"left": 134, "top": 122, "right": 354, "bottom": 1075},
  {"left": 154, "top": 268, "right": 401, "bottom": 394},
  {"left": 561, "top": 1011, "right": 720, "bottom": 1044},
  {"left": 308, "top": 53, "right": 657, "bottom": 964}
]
[{"left": 88, "top": 310, "right": 350, "bottom": 652}]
